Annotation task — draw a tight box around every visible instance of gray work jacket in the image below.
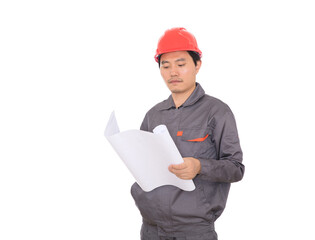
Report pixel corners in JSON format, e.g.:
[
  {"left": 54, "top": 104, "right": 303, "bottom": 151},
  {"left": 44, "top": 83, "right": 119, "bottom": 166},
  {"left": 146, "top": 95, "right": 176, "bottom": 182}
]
[{"left": 131, "top": 83, "right": 244, "bottom": 236}]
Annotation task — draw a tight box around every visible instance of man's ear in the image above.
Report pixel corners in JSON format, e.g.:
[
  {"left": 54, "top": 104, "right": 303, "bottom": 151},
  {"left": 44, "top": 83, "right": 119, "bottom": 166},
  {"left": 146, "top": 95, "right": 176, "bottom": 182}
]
[{"left": 195, "top": 60, "right": 202, "bottom": 74}]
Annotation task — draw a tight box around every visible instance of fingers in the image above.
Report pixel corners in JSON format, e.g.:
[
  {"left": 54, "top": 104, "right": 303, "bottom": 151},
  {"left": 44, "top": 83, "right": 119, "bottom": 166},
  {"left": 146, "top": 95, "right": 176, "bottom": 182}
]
[
  {"left": 169, "top": 166, "right": 185, "bottom": 175},
  {"left": 169, "top": 163, "right": 186, "bottom": 170},
  {"left": 173, "top": 174, "right": 192, "bottom": 180},
  {"left": 168, "top": 157, "right": 200, "bottom": 180},
  {"left": 169, "top": 163, "right": 193, "bottom": 180}
]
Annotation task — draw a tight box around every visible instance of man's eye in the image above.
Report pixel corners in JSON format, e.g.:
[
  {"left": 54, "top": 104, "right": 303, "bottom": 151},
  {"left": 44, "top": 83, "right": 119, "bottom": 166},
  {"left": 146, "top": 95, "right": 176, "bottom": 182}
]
[
  {"left": 163, "top": 66, "right": 169, "bottom": 69},
  {"left": 178, "top": 64, "right": 185, "bottom": 67}
]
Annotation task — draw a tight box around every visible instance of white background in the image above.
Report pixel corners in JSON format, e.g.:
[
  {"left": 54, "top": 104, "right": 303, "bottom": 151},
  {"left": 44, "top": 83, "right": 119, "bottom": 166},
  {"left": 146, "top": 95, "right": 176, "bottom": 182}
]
[{"left": 1, "top": 0, "right": 314, "bottom": 239}]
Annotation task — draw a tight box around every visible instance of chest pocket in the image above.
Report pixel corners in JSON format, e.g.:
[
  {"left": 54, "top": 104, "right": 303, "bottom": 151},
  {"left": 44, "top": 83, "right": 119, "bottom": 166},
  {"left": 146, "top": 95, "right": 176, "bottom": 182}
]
[{"left": 178, "top": 128, "right": 216, "bottom": 159}]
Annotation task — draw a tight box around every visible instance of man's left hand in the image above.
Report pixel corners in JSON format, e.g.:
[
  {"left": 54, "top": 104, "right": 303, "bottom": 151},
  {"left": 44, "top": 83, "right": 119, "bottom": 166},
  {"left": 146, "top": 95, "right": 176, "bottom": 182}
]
[{"left": 168, "top": 157, "right": 201, "bottom": 180}]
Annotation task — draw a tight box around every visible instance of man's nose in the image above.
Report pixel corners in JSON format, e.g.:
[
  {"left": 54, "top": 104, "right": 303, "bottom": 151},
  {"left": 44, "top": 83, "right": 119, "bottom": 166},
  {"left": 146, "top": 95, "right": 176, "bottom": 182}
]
[{"left": 170, "top": 68, "right": 178, "bottom": 77}]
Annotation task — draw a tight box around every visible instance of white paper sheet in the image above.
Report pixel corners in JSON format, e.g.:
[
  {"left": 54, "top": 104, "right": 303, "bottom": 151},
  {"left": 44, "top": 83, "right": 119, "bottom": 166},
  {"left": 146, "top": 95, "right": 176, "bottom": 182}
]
[{"left": 104, "top": 112, "right": 195, "bottom": 192}]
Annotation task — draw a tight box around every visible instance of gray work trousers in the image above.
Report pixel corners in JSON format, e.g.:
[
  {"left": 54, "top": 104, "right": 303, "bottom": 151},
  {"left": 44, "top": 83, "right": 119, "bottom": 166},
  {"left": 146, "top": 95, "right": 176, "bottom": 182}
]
[{"left": 140, "top": 223, "right": 218, "bottom": 240}]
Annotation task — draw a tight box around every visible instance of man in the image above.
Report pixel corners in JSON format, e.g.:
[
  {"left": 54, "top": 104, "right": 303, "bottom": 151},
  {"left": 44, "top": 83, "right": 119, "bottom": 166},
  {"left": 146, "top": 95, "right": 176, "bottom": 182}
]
[{"left": 131, "top": 27, "right": 244, "bottom": 240}]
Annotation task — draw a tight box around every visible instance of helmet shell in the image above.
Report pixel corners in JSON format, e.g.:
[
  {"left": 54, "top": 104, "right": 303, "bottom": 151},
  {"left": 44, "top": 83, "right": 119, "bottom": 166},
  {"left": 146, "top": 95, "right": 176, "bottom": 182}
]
[{"left": 154, "top": 27, "right": 202, "bottom": 62}]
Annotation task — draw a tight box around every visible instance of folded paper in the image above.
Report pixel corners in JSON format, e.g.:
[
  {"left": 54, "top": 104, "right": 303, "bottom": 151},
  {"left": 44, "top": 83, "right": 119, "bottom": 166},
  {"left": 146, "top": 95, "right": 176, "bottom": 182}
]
[{"left": 104, "top": 112, "right": 195, "bottom": 192}]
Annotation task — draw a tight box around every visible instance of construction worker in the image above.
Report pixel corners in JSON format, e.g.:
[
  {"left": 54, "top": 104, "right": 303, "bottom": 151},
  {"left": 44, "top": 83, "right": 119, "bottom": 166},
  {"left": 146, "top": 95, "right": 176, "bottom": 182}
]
[{"left": 131, "top": 27, "right": 244, "bottom": 240}]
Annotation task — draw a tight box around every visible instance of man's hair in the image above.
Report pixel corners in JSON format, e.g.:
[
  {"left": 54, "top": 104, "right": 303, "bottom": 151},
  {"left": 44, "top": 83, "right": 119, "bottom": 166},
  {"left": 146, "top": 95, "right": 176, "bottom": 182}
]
[{"left": 158, "top": 51, "right": 201, "bottom": 68}]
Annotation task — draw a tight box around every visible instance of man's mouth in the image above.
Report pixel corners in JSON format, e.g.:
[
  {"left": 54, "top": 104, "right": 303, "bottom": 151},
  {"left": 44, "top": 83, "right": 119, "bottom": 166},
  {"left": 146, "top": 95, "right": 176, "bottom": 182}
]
[{"left": 168, "top": 79, "right": 183, "bottom": 84}]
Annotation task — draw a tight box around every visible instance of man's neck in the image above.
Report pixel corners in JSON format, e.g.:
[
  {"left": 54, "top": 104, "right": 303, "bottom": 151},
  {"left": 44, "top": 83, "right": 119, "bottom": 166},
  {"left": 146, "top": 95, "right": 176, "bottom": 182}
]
[{"left": 172, "top": 85, "right": 196, "bottom": 109}]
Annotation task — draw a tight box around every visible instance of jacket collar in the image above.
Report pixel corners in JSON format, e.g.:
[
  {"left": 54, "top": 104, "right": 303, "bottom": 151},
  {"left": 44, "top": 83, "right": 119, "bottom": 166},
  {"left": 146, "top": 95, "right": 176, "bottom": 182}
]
[{"left": 158, "top": 82, "right": 205, "bottom": 110}]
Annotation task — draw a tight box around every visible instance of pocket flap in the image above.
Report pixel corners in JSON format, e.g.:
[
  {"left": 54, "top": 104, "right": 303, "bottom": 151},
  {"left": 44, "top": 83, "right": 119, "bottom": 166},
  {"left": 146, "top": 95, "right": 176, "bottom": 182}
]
[{"left": 181, "top": 129, "right": 210, "bottom": 142}]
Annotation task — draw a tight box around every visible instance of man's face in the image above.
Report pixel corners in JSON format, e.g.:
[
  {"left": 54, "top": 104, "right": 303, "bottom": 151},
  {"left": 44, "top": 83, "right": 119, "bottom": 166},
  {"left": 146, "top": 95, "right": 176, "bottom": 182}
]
[{"left": 160, "top": 51, "right": 201, "bottom": 95}]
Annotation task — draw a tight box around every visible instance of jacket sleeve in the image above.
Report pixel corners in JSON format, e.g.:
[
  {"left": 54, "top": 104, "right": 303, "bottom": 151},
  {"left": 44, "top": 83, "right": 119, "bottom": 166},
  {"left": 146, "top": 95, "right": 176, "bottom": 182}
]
[
  {"left": 198, "top": 111, "right": 245, "bottom": 183},
  {"left": 140, "top": 113, "right": 149, "bottom": 131}
]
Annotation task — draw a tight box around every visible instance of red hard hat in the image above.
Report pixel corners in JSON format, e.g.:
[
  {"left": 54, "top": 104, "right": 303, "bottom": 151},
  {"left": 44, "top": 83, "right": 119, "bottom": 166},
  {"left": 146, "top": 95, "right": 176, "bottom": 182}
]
[{"left": 154, "top": 27, "right": 202, "bottom": 62}]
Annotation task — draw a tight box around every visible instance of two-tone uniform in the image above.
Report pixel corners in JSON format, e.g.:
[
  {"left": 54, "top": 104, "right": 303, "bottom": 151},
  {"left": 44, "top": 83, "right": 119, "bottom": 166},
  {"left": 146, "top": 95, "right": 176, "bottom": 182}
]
[{"left": 131, "top": 83, "right": 244, "bottom": 239}]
